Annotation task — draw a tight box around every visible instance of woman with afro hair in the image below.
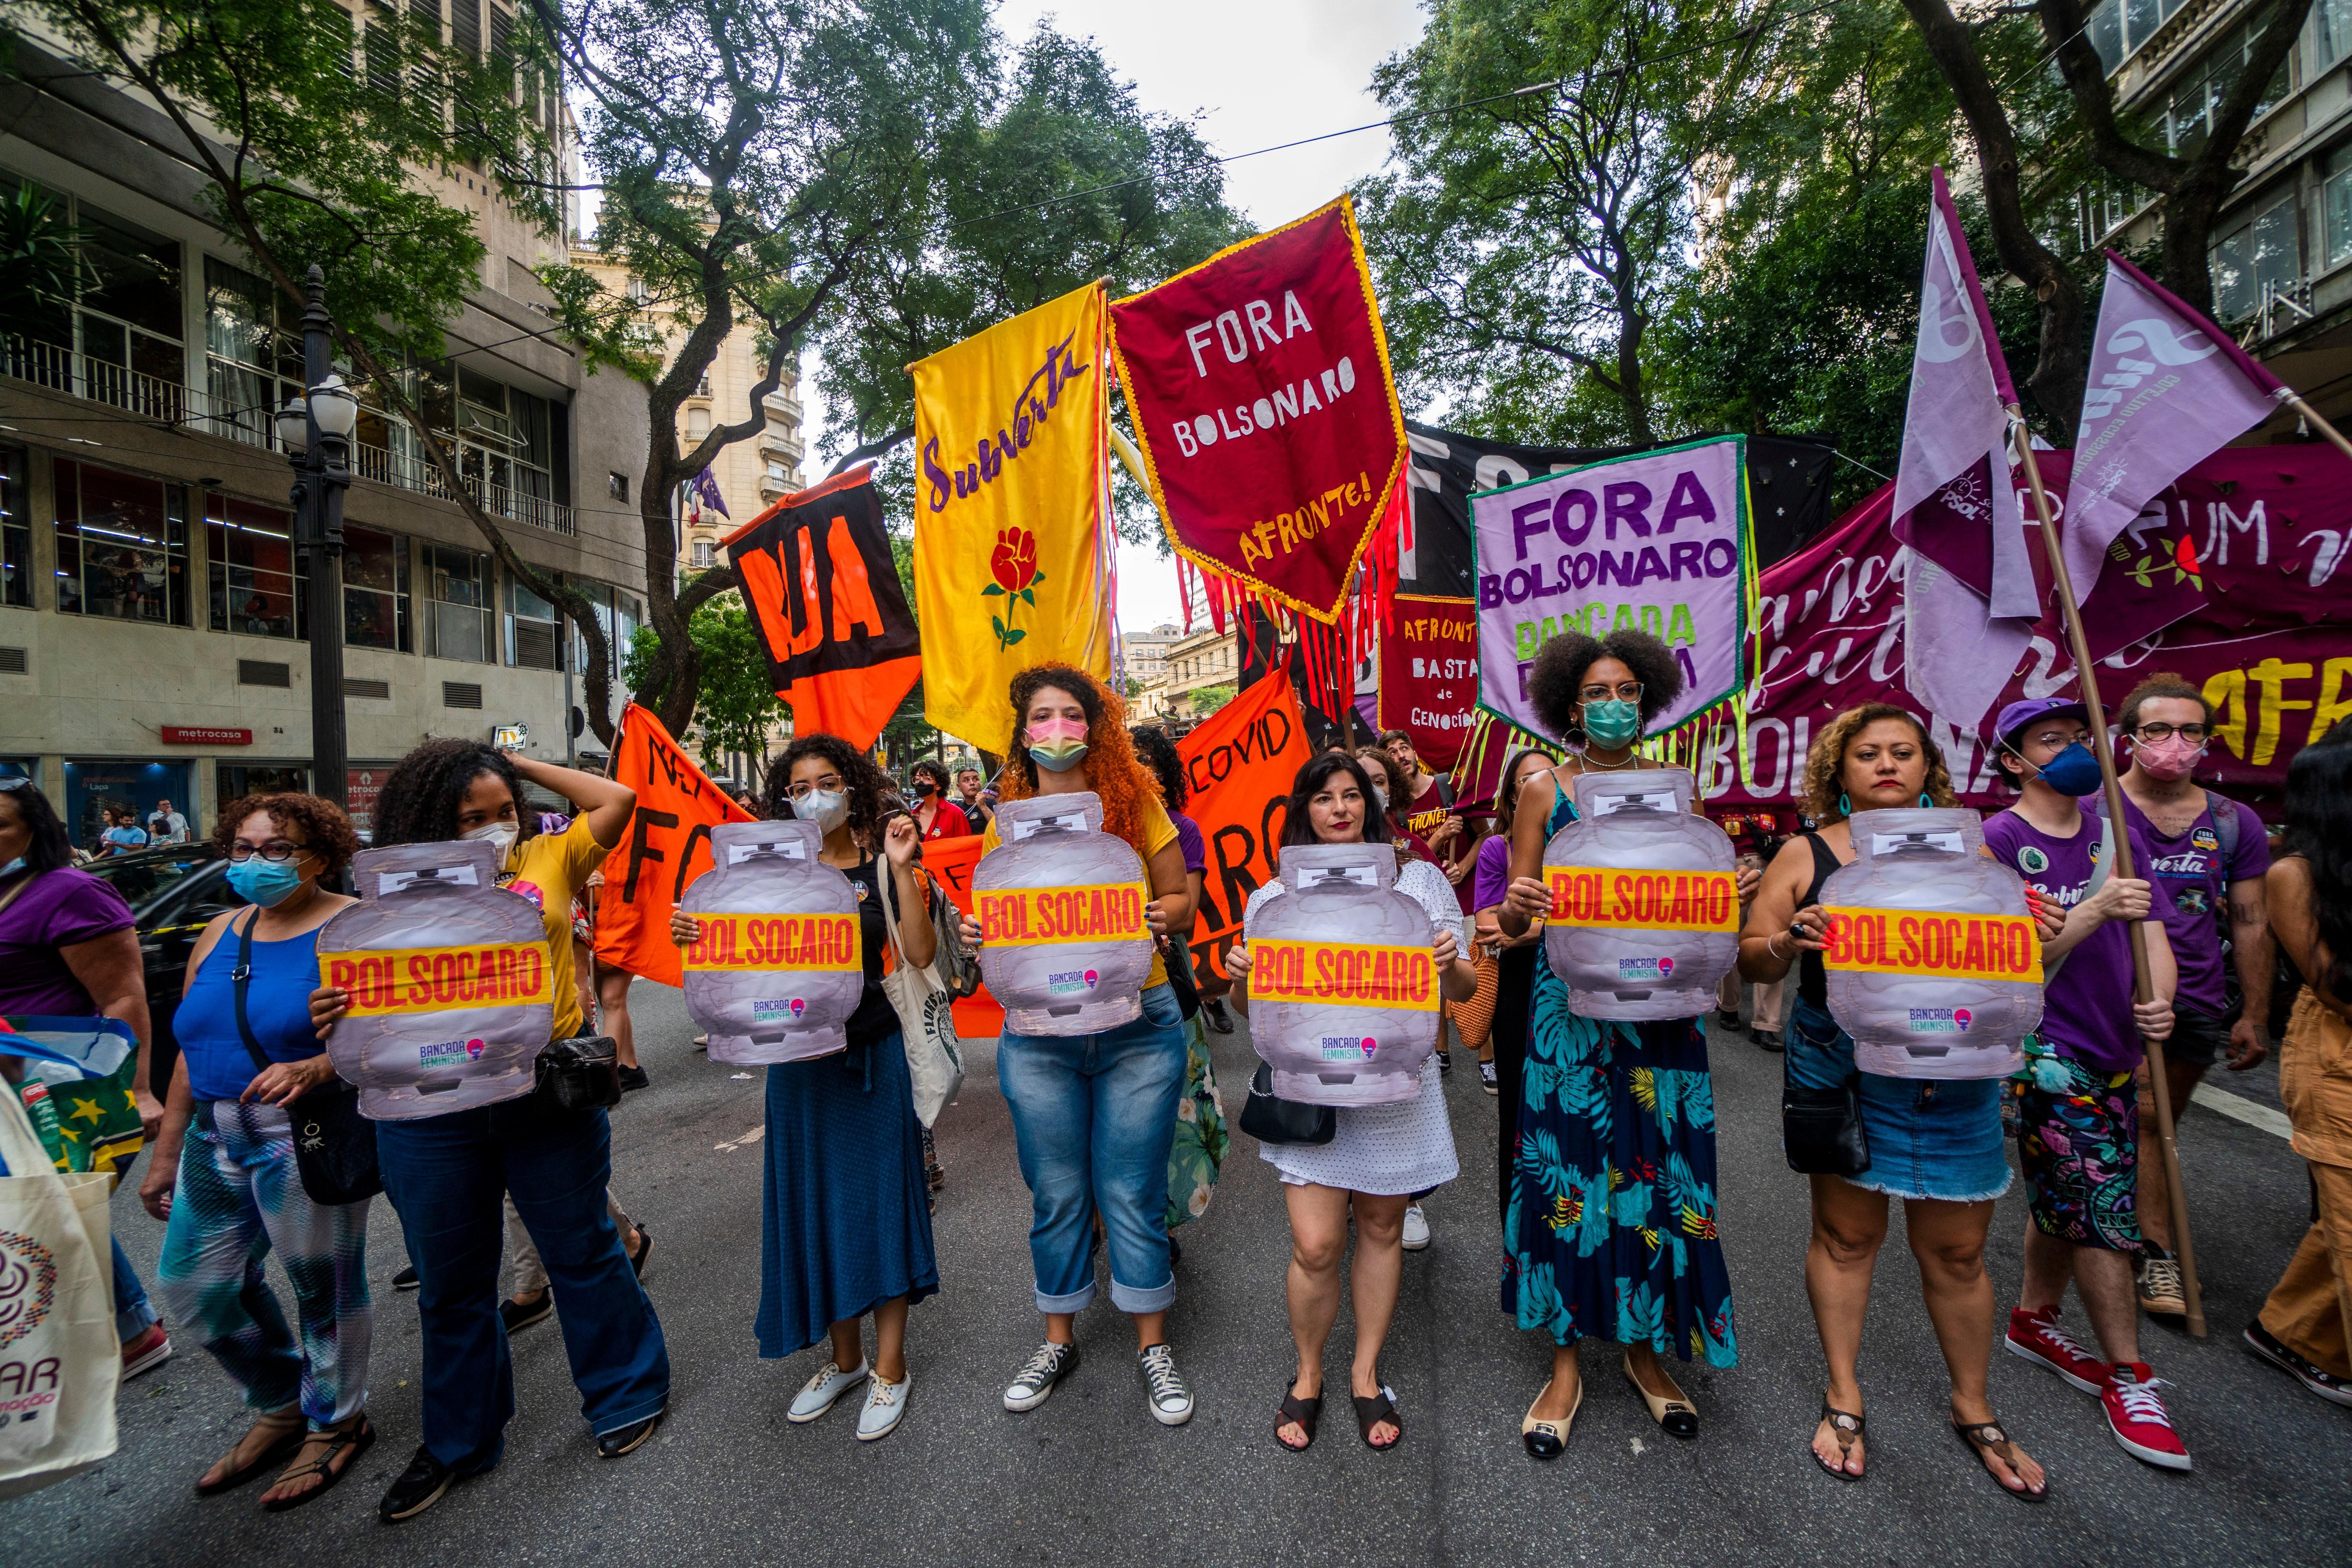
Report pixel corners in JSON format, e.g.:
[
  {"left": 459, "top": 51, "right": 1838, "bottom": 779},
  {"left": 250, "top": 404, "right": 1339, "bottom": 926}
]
[
  {"left": 1493, "top": 628, "right": 1757, "bottom": 1459},
  {"left": 956, "top": 664, "right": 1198, "bottom": 1428},
  {"left": 668, "top": 732, "right": 938, "bottom": 1442}
]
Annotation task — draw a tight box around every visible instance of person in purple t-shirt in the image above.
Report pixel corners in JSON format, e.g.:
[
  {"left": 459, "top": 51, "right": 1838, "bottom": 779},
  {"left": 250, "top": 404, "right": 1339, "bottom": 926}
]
[
  {"left": 1982, "top": 697, "right": 2188, "bottom": 1473},
  {"left": 2112, "top": 672, "right": 2274, "bottom": 1317}
]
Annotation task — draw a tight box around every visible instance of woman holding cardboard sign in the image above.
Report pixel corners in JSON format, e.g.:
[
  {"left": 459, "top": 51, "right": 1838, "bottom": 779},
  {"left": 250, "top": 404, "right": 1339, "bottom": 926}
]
[
  {"left": 954, "top": 665, "right": 1197, "bottom": 1428},
  {"left": 308, "top": 741, "right": 667, "bottom": 1523},
  {"left": 1223, "top": 750, "right": 1476, "bottom": 1452},
  {"left": 1495, "top": 630, "right": 1756, "bottom": 1459},
  {"left": 1739, "top": 706, "right": 2058, "bottom": 1499},
  {"left": 668, "top": 734, "right": 936, "bottom": 1444}
]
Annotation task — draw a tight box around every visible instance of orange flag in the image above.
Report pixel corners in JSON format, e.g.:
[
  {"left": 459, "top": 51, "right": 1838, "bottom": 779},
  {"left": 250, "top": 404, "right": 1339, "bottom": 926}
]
[
  {"left": 1174, "top": 662, "right": 1316, "bottom": 980},
  {"left": 593, "top": 703, "right": 756, "bottom": 986}
]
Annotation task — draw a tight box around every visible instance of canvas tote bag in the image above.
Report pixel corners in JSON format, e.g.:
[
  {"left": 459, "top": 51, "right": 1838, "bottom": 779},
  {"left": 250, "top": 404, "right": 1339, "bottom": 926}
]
[{"left": 0, "top": 1082, "right": 120, "bottom": 1497}]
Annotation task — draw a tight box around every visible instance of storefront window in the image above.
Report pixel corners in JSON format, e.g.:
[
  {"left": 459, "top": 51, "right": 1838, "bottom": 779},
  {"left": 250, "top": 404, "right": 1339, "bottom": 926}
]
[
  {"left": 217, "top": 763, "right": 311, "bottom": 805},
  {"left": 54, "top": 459, "right": 190, "bottom": 625},
  {"left": 344, "top": 523, "right": 410, "bottom": 652},
  {"left": 1, "top": 444, "right": 28, "bottom": 608},
  {"left": 423, "top": 541, "right": 492, "bottom": 662},
  {"left": 64, "top": 759, "right": 191, "bottom": 857},
  {"left": 207, "top": 493, "right": 302, "bottom": 638}
]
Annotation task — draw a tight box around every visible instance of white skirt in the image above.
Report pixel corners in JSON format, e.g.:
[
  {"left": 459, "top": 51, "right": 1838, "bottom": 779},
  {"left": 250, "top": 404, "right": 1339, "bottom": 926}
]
[{"left": 1259, "top": 1055, "right": 1459, "bottom": 1197}]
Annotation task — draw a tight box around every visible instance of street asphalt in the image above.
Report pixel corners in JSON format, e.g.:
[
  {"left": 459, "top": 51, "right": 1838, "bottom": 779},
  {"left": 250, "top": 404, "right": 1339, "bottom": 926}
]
[{"left": 18, "top": 983, "right": 2350, "bottom": 1566}]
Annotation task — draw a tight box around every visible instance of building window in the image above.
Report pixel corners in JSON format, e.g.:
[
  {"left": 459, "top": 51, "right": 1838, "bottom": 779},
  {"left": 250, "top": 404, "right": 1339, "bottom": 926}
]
[
  {"left": 207, "top": 494, "right": 302, "bottom": 639},
  {"left": 343, "top": 524, "right": 410, "bottom": 652},
  {"left": 411, "top": 363, "right": 562, "bottom": 530},
  {"left": 1, "top": 445, "right": 28, "bottom": 609},
  {"left": 2164, "top": 15, "right": 2289, "bottom": 158},
  {"left": 2210, "top": 191, "right": 2300, "bottom": 322},
  {"left": 572, "top": 581, "right": 644, "bottom": 677},
  {"left": 2322, "top": 0, "right": 2352, "bottom": 70},
  {"left": 506, "top": 573, "right": 561, "bottom": 669},
  {"left": 2327, "top": 144, "right": 2352, "bottom": 271},
  {"left": 1, "top": 172, "right": 186, "bottom": 419},
  {"left": 423, "top": 542, "right": 492, "bottom": 661},
  {"left": 608, "top": 471, "right": 629, "bottom": 501},
  {"left": 203, "top": 256, "right": 302, "bottom": 449},
  {"left": 686, "top": 407, "right": 712, "bottom": 441},
  {"left": 691, "top": 539, "right": 714, "bottom": 568},
  {"left": 54, "top": 459, "right": 189, "bottom": 625}
]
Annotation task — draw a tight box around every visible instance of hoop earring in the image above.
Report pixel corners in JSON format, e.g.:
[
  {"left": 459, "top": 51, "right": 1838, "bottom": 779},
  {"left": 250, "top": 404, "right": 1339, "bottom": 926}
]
[
  {"left": 1918, "top": 790, "right": 1933, "bottom": 808},
  {"left": 1837, "top": 791, "right": 1851, "bottom": 817}
]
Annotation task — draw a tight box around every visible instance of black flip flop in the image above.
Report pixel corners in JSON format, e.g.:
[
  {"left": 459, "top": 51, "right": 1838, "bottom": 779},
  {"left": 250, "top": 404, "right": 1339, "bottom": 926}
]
[
  {"left": 194, "top": 1417, "right": 306, "bottom": 1497},
  {"left": 1275, "top": 1388, "right": 1322, "bottom": 1452},
  {"left": 1353, "top": 1386, "right": 1402, "bottom": 1450},
  {"left": 1951, "top": 1418, "right": 2048, "bottom": 1504},
  {"left": 1814, "top": 1402, "right": 1865, "bottom": 1482},
  {"left": 261, "top": 1417, "right": 377, "bottom": 1513}
]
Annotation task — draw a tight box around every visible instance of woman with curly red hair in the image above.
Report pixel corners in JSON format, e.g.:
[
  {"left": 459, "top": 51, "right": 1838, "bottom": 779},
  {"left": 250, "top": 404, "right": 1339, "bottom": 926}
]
[{"left": 958, "top": 664, "right": 1198, "bottom": 1428}]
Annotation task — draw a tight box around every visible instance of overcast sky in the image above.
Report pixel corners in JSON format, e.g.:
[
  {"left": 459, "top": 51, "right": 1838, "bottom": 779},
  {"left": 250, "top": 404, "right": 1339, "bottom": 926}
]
[{"left": 800, "top": 0, "right": 1426, "bottom": 637}]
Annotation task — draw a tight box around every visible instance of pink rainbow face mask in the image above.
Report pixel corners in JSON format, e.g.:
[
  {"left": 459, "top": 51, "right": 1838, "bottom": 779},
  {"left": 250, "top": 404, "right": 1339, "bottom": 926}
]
[
  {"left": 1024, "top": 717, "right": 1091, "bottom": 772},
  {"left": 2131, "top": 733, "right": 2205, "bottom": 782}
]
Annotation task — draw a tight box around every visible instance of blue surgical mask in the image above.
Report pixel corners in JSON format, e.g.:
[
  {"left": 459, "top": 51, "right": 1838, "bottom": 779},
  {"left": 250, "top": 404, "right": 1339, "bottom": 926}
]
[
  {"left": 2034, "top": 741, "right": 2106, "bottom": 797},
  {"left": 0, "top": 856, "right": 24, "bottom": 878},
  {"left": 1581, "top": 699, "right": 1642, "bottom": 750},
  {"left": 227, "top": 856, "right": 307, "bottom": 907}
]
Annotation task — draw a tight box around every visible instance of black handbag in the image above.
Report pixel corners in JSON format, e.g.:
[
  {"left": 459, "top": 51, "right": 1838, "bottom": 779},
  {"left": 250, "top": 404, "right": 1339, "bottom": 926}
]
[
  {"left": 231, "top": 913, "right": 381, "bottom": 1205},
  {"left": 1239, "top": 1060, "right": 1336, "bottom": 1146},
  {"left": 1160, "top": 933, "right": 1202, "bottom": 1022},
  {"left": 535, "top": 1033, "right": 622, "bottom": 1111},
  {"left": 1781, "top": 1071, "right": 1871, "bottom": 1177}
]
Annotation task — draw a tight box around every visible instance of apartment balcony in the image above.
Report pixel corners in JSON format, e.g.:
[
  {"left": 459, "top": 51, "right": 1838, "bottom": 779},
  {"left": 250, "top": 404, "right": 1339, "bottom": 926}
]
[
  {"left": 757, "top": 423, "right": 804, "bottom": 463},
  {"left": 762, "top": 387, "right": 803, "bottom": 423},
  {"left": 3, "top": 334, "right": 577, "bottom": 536}
]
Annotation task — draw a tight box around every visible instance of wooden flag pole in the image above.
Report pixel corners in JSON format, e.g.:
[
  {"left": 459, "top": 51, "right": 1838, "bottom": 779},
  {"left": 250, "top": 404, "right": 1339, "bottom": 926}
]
[
  {"left": 2007, "top": 408, "right": 2207, "bottom": 1338},
  {"left": 2276, "top": 387, "right": 2352, "bottom": 466}
]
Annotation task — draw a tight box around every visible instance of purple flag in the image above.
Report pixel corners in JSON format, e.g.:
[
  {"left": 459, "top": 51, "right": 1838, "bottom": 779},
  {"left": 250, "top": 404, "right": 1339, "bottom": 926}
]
[
  {"left": 1892, "top": 170, "right": 2035, "bottom": 727},
  {"left": 694, "top": 465, "right": 730, "bottom": 519},
  {"left": 2065, "top": 250, "right": 2284, "bottom": 604}
]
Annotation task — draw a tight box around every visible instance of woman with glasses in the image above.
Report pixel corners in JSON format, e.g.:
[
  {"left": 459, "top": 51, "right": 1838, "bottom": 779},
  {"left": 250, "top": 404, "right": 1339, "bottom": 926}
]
[
  {"left": 309, "top": 740, "right": 666, "bottom": 1522},
  {"left": 669, "top": 735, "right": 936, "bottom": 1442},
  {"left": 140, "top": 793, "right": 376, "bottom": 1510},
  {"left": 1494, "top": 631, "right": 1757, "bottom": 1457},
  {"left": 0, "top": 776, "right": 171, "bottom": 1379},
  {"left": 956, "top": 665, "right": 1199, "bottom": 1428},
  {"left": 2111, "top": 673, "right": 2273, "bottom": 1319}
]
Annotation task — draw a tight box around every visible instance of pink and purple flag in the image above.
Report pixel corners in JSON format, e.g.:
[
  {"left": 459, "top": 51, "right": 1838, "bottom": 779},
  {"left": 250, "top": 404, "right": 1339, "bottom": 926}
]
[{"left": 2065, "top": 250, "right": 2285, "bottom": 603}]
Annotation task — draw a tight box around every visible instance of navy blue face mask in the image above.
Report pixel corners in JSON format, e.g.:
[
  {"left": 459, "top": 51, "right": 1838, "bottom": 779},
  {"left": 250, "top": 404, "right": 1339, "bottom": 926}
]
[{"left": 2033, "top": 741, "right": 2106, "bottom": 797}]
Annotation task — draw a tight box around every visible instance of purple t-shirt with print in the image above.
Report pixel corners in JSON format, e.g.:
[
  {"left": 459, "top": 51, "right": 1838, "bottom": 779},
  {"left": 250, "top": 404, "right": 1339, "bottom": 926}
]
[
  {"left": 1983, "top": 807, "right": 2160, "bottom": 1073},
  {"left": 1472, "top": 833, "right": 1514, "bottom": 914},
  {"left": 2114, "top": 793, "right": 2269, "bottom": 1018},
  {"left": 0, "top": 867, "right": 137, "bottom": 1015}
]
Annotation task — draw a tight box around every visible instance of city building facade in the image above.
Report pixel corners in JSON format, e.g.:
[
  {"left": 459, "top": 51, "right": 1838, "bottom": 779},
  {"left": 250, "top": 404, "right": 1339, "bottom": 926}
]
[
  {"left": 1150, "top": 625, "right": 1241, "bottom": 722},
  {"left": 0, "top": 23, "right": 650, "bottom": 842}
]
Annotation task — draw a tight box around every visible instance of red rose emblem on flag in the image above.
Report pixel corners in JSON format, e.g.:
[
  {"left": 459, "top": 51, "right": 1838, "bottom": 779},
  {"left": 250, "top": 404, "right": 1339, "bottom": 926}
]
[{"left": 984, "top": 527, "right": 1044, "bottom": 651}]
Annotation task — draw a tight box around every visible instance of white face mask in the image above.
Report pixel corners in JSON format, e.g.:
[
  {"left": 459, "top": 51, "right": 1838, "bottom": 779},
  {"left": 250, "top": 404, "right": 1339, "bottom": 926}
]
[
  {"left": 1372, "top": 785, "right": 1389, "bottom": 813},
  {"left": 463, "top": 820, "right": 520, "bottom": 864},
  {"left": 796, "top": 789, "right": 849, "bottom": 835}
]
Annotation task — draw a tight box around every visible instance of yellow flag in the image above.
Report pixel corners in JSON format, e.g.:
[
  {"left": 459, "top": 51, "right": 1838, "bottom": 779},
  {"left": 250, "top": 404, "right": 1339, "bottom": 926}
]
[{"left": 912, "top": 282, "right": 1112, "bottom": 753}]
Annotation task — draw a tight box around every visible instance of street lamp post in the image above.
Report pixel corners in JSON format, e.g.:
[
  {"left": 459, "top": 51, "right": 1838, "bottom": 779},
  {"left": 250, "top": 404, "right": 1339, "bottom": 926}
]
[{"left": 276, "top": 265, "right": 359, "bottom": 812}]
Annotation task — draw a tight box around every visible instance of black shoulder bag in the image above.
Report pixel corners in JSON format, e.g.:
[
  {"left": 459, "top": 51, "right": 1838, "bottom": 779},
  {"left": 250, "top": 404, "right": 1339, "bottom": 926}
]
[
  {"left": 232, "top": 912, "right": 381, "bottom": 1205},
  {"left": 1239, "top": 1060, "right": 1336, "bottom": 1145}
]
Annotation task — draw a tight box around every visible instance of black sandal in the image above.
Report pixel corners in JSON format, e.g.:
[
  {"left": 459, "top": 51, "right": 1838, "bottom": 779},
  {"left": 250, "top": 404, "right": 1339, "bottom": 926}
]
[
  {"left": 1951, "top": 1418, "right": 2048, "bottom": 1504},
  {"left": 1275, "top": 1388, "right": 1322, "bottom": 1452},
  {"left": 194, "top": 1413, "right": 306, "bottom": 1496},
  {"left": 261, "top": 1417, "right": 377, "bottom": 1513},
  {"left": 1814, "top": 1401, "right": 1865, "bottom": 1482},
  {"left": 1352, "top": 1385, "right": 1402, "bottom": 1450}
]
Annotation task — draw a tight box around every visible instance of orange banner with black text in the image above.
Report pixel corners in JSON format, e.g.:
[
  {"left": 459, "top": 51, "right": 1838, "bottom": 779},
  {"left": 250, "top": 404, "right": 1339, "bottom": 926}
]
[{"left": 592, "top": 704, "right": 758, "bottom": 988}]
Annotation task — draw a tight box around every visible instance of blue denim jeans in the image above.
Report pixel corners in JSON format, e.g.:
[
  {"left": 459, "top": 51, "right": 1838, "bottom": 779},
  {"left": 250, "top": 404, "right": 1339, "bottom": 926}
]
[
  {"left": 998, "top": 984, "right": 1187, "bottom": 1314},
  {"left": 376, "top": 1093, "right": 669, "bottom": 1472},
  {"left": 112, "top": 1152, "right": 160, "bottom": 1343}
]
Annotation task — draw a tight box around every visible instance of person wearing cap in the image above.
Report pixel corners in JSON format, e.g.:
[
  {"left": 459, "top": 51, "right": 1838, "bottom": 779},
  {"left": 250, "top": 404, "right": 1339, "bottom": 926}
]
[{"left": 1980, "top": 697, "right": 2188, "bottom": 1472}]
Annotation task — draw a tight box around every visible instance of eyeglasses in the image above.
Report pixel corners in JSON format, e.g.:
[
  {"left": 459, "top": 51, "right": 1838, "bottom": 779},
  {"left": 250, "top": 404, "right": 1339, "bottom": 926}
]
[
  {"left": 2026, "top": 729, "right": 2090, "bottom": 752},
  {"left": 1579, "top": 681, "right": 1644, "bottom": 703},
  {"left": 784, "top": 775, "right": 845, "bottom": 800},
  {"left": 227, "top": 841, "right": 309, "bottom": 862},
  {"left": 2133, "top": 722, "right": 2208, "bottom": 744}
]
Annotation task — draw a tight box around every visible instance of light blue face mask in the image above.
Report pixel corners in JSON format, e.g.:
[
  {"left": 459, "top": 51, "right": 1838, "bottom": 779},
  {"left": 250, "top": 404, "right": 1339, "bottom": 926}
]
[
  {"left": 226, "top": 856, "right": 307, "bottom": 908},
  {"left": 1581, "top": 699, "right": 1642, "bottom": 750},
  {"left": 0, "top": 856, "right": 24, "bottom": 878}
]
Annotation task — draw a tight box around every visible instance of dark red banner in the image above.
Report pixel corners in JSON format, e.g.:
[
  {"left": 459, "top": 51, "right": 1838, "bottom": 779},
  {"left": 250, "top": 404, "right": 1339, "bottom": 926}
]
[
  {"left": 1377, "top": 593, "right": 1477, "bottom": 771},
  {"left": 1109, "top": 196, "right": 1406, "bottom": 621}
]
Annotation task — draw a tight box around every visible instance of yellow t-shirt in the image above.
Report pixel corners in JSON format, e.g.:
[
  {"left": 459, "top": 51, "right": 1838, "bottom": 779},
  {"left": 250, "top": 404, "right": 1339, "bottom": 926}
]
[
  {"left": 496, "top": 816, "right": 608, "bottom": 1040},
  {"left": 980, "top": 792, "right": 1182, "bottom": 989}
]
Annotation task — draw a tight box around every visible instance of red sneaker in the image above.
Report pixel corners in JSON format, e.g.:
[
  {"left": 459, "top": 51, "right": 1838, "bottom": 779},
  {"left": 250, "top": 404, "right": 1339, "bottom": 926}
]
[
  {"left": 120, "top": 1323, "right": 172, "bottom": 1379},
  {"left": 2005, "top": 1306, "right": 2107, "bottom": 1395},
  {"left": 2103, "top": 1363, "right": 2190, "bottom": 1471}
]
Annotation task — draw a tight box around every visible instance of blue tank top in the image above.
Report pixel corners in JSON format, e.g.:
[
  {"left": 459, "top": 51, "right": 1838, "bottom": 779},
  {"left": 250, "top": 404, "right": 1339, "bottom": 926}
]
[{"left": 176, "top": 916, "right": 327, "bottom": 1102}]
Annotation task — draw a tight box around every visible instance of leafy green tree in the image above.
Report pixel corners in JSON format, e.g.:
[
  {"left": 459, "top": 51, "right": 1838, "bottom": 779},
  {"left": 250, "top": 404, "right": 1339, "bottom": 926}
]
[
  {"left": 1189, "top": 684, "right": 1236, "bottom": 717},
  {"left": 621, "top": 597, "right": 784, "bottom": 780}
]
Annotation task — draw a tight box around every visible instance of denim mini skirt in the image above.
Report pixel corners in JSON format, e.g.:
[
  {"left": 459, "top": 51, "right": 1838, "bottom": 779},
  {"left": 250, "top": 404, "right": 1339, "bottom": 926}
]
[{"left": 1784, "top": 998, "right": 2013, "bottom": 1203}]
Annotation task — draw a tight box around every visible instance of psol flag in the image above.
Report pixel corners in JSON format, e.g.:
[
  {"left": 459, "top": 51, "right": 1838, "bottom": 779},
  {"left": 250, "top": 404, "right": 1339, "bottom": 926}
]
[
  {"left": 1109, "top": 196, "right": 1406, "bottom": 621},
  {"left": 911, "top": 281, "right": 1112, "bottom": 754},
  {"left": 723, "top": 466, "right": 920, "bottom": 751}
]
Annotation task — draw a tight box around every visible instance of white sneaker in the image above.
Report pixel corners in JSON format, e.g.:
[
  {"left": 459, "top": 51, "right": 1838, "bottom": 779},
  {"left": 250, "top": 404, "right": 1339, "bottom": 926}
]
[
  {"left": 788, "top": 1358, "right": 869, "bottom": 1423},
  {"left": 1139, "top": 1343, "right": 1194, "bottom": 1426},
  {"left": 1004, "top": 1340, "right": 1080, "bottom": 1412},
  {"left": 857, "top": 1372, "right": 911, "bottom": 1441},
  {"left": 1401, "top": 1204, "right": 1431, "bottom": 1251}
]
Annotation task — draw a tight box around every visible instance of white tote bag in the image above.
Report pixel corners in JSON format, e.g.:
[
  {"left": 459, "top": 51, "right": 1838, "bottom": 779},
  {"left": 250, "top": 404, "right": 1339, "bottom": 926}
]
[
  {"left": 878, "top": 869, "right": 966, "bottom": 1129},
  {"left": 0, "top": 1084, "right": 120, "bottom": 1498}
]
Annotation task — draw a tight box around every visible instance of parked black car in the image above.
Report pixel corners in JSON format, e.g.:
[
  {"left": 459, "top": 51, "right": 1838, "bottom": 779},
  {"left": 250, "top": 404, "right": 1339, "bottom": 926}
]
[{"left": 84, "top": 843, "right": 246, "bottom": 1091}]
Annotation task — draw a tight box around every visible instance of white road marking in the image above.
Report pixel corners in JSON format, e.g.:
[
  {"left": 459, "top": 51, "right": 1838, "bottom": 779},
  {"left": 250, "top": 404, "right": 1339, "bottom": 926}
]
[
  {"left": 2191, "top": 1082, "right": 2293, "bottom": 1141},
  {"left": 713, "top": 1125, "right": 768, "bottom": 1153}
]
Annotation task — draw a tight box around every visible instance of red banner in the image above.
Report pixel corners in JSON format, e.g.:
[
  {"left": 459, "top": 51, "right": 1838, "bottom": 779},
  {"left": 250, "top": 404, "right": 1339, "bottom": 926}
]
[
  {"left": 1703, "top": 446, "right": 2352, "bottom": 808},
  {"left": 1377, "top": 593, "right": 1477, "bottom": 771},
  {"left": 1109, "top": 196, "right": 1405, "bottom": 620},
  {"left": 593, "top": 704, "right": 757, "bottom": 986},
  {"left": 1174, "top": 664, "right": 1317, "bottom": 979}
]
